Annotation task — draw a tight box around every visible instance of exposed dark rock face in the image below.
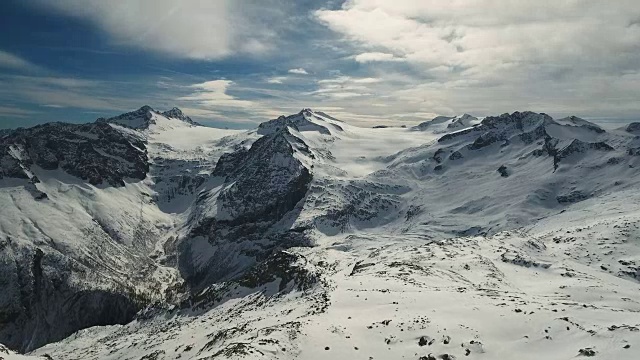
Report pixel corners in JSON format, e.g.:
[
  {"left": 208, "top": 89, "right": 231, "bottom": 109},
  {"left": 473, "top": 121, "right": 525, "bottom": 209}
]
[
  {"left": 212, "top": 130, "right": 313, "bottom": 223},
  {"left": 179, "top": 128, "right": 314, "bottom": 293},
  {"left": 434, "top": 111, "right": 616, "bottom": 172},
  {"left": 449, "top": 151, "right": 463, "bottom": 160},
  {"left": 497, "top": 165, "right": 509, "bottom": 177},
  {"left": 625, "top": 122, "right": 640, "bottom": 133},
  {"left": 578, "top": 347, "right": 597, "bottom": 356},
  {"left": 97, "top": 105, "right": 156, "bottom": 129},
  {"left": 438, "top": 111, "right": 554, "bottom": 144},
  {"left": 0, "top": 244, "right": 144, "bottom": 352},
  {"left": 553, "top": 140, "right": 614, "bottom": 168},
  {"left": 433, "top": 149, "right": 445, "bottom": 163},
  {"left": 0, "top": 111, "right": 165, "bottom": 353},
  {"left": 187, "top": 251, "right": 319, "bottom": 311},
  {"left": 0, "top": 121, "right": 148, "bottom": 186},
  {"left": 557, "top": 190, "right": 591, "bottom": 204},
  {"left": 161, "top": 107, "right": 200, "bottom": 126}
]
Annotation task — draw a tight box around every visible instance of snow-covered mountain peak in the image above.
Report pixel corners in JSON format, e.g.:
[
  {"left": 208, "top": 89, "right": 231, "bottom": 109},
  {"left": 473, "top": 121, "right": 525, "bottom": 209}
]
[
  {"left": 96, "top": 105, "right": 156, "bottom": 129},
  {"left": 97, "top": 106, "right": 199, "bottom": 130},
  {"left": 434, "top": 111, "right": 616, "bottom": 170},
  {"left": 257, "top": 109, "right": 343, "bottom": 136},
  {"left": 161, "top": 107, "right": 199, "bottom": 126},
  {"left": 413, "top": 113, "right": 481, "bottom": 132},
  {"left": 479, "top": 111, "right": 553, "bottom": 130}
]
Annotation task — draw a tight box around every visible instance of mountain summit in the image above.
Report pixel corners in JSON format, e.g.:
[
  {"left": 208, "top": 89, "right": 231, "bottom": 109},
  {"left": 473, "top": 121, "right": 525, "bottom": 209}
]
[
  {"left": 97, "top": 106, "right": 198, "bottom": 129},
  {"left": 161, "top": 107, "right": 199, "bottom": 126}
]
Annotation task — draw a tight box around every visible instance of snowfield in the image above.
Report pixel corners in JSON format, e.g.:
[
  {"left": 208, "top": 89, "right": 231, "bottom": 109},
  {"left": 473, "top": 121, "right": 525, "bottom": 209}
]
[{"left": 2, "top": 107, "right": 640, "bottom": 359}]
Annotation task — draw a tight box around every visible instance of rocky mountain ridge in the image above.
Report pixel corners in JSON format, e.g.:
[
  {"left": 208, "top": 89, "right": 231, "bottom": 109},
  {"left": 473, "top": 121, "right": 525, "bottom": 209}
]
[
  {"left": 1, "top": 108, "right": 640, "bottom": 359},
  {"left": 96, "top": 105, "right": 199, "bottom": 129}
]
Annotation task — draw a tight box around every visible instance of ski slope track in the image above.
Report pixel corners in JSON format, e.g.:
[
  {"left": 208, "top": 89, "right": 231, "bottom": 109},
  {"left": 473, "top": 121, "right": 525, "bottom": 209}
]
[{"left": 1, "top": 107, "right": 640, "bottom": 359}]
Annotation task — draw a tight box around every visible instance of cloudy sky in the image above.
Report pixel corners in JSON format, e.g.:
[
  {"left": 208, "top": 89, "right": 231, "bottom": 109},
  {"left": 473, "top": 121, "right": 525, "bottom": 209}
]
[{"left": 0, "top": 0, "right": 639, "bottom": 129}]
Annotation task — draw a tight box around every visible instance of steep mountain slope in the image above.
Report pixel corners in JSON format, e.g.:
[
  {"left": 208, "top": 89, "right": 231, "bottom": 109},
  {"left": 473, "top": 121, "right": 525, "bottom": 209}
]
[
  {"left": 178, "top": 124, "right": 316, "bottom": 293},
  {"left": 0, "top": 107, "right": 238, "bottom": 352},
  {"left": 2, "top": 108, "right": 640, "bottom": 360}
]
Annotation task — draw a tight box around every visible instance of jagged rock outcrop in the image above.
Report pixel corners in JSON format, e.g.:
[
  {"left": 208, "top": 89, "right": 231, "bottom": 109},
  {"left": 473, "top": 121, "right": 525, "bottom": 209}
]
[
  {"left": 161, "top": 107, "right": 200, "bottom": 126},
  {"left": 212, "top": 130, "right": 312, "bottom": 222},
  {"left": 626, "top": 122, "right": 640, "bottom": 133},
  {"left": 438, "top": 111, "right": 555, "bottom": 144},
  {"left": 186, "top": 251, "right": 319, "bottom": 310},
  {"left": 436, "top": 111, "right": 614, "bottom": 171},
  {"left": 178, "top": 127, "right": 314, "bottom": 293},
  {"left": 0, "top": 121, "right": 148, "bottom": 187},
  {"left": 97, "top": 105, "right": 156, "bottom": 129}
]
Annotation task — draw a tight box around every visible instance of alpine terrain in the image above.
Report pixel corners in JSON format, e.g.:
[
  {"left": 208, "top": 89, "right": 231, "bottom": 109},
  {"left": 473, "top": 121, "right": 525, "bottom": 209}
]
[{"left": 1, "top": 106, "right": 640, "bottom": 360}]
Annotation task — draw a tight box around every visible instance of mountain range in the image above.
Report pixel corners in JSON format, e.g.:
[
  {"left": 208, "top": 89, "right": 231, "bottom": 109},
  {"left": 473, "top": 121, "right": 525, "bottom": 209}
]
[{"left": 1, "top": 106, "right": 640, "bottom": 359}]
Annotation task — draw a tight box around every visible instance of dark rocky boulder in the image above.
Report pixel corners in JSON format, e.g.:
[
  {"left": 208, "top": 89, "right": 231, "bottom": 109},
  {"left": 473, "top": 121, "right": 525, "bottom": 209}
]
[{"left": 497, "top": 165, "right": 509, "bottom": 177}]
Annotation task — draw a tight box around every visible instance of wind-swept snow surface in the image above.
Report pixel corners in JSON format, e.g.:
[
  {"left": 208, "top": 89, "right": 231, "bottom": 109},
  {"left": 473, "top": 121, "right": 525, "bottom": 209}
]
[{"left": 2, "top": 108, "right": 640, "bottom": 359}]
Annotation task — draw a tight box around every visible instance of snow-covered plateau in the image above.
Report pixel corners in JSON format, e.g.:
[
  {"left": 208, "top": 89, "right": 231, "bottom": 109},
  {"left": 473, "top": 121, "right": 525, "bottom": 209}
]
[{"left": 1, "top": 107, "right": 640, "bottom": 360}]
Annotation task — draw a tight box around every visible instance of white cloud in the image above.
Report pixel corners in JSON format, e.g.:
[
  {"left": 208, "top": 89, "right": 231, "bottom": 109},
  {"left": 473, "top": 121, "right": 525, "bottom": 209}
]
[
  {"left": 314, "top": 0, "right": 640, "bottom": 121},
  {"left": 179, "top": 80, "right": 255, "bottom": 108},
  {"left": 0, "top": 106, "right": 39, "bottom": 118},
  {"left": 318, "top": 76, "right": 380, "bottom": 84},
  {"left": 266, "top": 76, "right": 288, "bottom": 84},
  {"left": 311, "top": 76, "right": 380, "bottom": 99},
  {"left": 30, "top": 0, "right": 291, "bottom": 60},
  {"left": 353, "top": 52, "right": 401, "bottom": 63},
  {"left": 0, "top": 75, "right": 147, "bottom": 111},
  {"left": 288, "top": 68, "right": 309, "bottom": 75},
  {"left": 0, "top": 51, "right": 43, "bottom": 72}
]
